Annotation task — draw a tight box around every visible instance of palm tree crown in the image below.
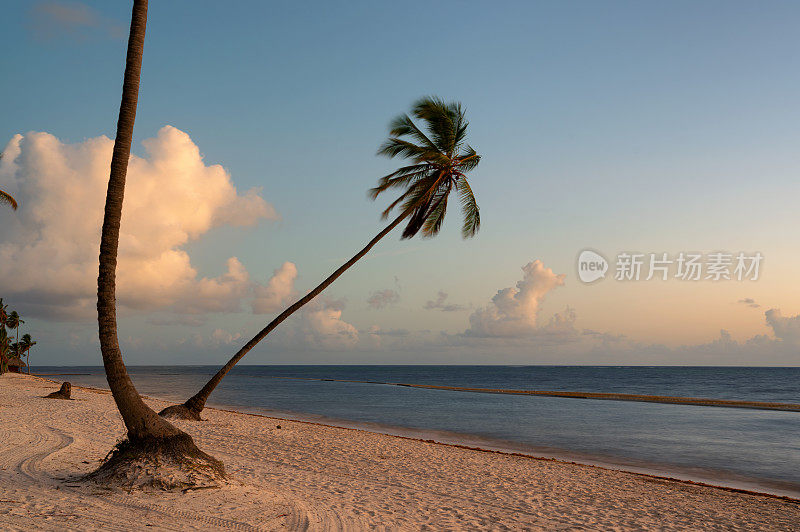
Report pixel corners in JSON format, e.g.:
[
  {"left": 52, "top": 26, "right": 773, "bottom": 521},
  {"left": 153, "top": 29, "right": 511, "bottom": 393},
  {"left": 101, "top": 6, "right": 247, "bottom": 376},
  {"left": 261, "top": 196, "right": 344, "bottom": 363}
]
[
  {"left": 0, "top": 190, "right": 17, "bottom": 210},
  {"left": 370, "top": 96, "right": 480, "bottom": 239},
  {"left": 0, "top": 155, "right": 19, "bottom": 210}
]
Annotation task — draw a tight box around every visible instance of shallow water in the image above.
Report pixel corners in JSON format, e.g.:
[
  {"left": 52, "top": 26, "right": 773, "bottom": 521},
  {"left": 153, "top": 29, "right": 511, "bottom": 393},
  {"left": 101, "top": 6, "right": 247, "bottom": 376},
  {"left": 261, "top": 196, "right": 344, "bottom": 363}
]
[{"left": 37, "top": 365, "right": 800, "bottom": 497}]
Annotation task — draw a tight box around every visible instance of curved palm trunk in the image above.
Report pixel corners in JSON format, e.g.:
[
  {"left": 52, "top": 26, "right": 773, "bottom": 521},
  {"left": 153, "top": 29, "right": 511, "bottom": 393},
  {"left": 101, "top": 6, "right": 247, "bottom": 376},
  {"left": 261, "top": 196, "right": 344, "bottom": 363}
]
[
  {"left": 91, "top": 0, "right": 223, "bottom": 488},
  {"left": 161, "top": 210, "right": 409, "bottom": 419},
  {"left": 97, "top": 0, "right": 178, "bottom": 441}
]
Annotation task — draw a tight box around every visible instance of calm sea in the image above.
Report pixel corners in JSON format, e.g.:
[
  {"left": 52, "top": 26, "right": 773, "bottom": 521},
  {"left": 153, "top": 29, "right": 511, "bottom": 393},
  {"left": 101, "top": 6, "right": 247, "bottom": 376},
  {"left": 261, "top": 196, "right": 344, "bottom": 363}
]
[{"left": 35, "top": 365, "right": 800, "bottom": 497}]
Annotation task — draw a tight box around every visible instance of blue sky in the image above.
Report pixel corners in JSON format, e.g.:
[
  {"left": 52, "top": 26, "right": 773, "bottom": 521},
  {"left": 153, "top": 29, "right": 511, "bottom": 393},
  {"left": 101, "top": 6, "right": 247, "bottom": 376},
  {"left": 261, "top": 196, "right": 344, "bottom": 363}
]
[{"left": 1, "top": 1, "right": 800, "bottom": 365}]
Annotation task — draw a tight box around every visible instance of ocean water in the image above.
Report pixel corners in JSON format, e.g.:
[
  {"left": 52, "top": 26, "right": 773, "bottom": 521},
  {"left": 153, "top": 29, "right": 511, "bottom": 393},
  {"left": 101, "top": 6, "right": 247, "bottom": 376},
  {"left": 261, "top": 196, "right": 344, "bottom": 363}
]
[{"left": 35, "top": 365, "right": 800, "bottom": 497}]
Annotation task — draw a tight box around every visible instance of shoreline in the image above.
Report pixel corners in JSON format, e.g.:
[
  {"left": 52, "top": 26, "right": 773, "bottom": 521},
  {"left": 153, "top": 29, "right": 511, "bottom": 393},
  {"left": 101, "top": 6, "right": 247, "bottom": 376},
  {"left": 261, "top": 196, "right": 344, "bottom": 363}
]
[
  {"left": 36, "top": 374, "right": 800, "bottom": 502},
  {"left": 2, "top": 373, "right": 799, "bottom": 530}
]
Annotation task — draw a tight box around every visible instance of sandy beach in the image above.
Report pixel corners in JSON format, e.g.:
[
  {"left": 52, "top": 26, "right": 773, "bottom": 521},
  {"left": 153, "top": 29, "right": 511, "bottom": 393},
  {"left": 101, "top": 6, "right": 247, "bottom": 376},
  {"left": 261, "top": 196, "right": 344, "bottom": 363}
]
[{"left": 1, "top": 374, "right": 798, "bottom": 531}]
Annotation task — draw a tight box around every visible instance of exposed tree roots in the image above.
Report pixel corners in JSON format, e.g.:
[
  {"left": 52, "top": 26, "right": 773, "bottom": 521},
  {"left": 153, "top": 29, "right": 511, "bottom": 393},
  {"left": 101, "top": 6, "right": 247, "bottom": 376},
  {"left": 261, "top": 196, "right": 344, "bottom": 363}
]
[
  {"left": 84, "top": 432, "right": 225, "bottom": 491},
  {"left": 159, "top": 403, "right": 203, "bottom": 421}
]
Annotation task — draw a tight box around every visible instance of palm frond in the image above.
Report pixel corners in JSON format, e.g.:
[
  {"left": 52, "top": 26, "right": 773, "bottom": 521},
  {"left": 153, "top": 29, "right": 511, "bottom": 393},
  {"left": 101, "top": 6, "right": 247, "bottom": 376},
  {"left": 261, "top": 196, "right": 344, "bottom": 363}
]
[
  {"left": 372, "top": 96, "right": 481, "bottom": 240},
  {"left": 456, "top": 178, "right": 480, "bottom": 238},
  {"left": 421, "top": 182, "right": 452, "bottom": 237},
  {"left": 377, "top": 138, "right": 439, "bottom": 162},
  {"left": 0, "top": 189, "right": 18, "bottom": 210},
  {"left": 368, "top": 164, "right": 432, "bottom": 200},
  {"left": 448, "top": 101, "right": 468, "bottom": 152},
  {"left": 374, "top": 171, "right": 428, "bottom": 195},
  {"left": 412, "top": 97, "right": 457, "bottom": 154},
  {"left": 377, "top": 179, "right": 429, "bottom": 219},
  {"left": 456, "top": 146, "right": 481, "bottom": 171},
  {"left": 388, "top": 114, "right": 438, "bottom": 151}
]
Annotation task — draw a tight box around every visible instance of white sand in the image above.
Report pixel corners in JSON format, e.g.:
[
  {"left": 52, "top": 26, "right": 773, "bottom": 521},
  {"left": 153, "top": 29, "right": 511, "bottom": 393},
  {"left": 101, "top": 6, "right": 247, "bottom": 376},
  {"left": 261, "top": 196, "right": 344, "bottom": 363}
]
[{"left": 1, "top": 374, "right": 798, "bottom": 531}]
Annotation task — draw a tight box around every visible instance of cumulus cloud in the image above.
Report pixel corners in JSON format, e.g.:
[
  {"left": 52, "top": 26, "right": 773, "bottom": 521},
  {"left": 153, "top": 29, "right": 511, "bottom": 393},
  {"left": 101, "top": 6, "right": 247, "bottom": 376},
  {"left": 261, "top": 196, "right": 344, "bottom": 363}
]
[
  {"left": 295, "top": 300, "right": 359, "bottom": 349},
  {"left": 366, "top": 289, "right": 400, "bottom": 310},
  {"left": 252, "top": 262, "right": 297, "bottom": 314},
  {"left": 210, "top": 328, "right": 242, "bottom": 346},
  {"left": 0, "top": 126, "right": 277, "bottom": 319},
  {"left": 30, "top": 1, "right": 125, "bottom": 41},
  {"left": 737, "top": 298, "right": 761, "bottom": 308},
  {"left": 465, "top": 260, "right": 565, "bottom": 337},
  {"left": 764, "top": 309, "right": 800, "bottom": 345},
  {"left": 424, "top": 290, "right": 466, "bottom": 312}
]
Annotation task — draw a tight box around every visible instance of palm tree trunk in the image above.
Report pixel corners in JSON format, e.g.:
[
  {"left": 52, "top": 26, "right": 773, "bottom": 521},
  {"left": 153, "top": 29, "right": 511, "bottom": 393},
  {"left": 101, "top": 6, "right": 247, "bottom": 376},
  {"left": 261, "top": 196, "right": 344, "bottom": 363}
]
[
  {"left": 90, "top": 0, "right": 223, "bottom": 489},
  {"left": 161, "top": 210, "right": 410, "bottom": 419},
  {"left": 96, "top": 0, "right": 179, "bottom": 441}
]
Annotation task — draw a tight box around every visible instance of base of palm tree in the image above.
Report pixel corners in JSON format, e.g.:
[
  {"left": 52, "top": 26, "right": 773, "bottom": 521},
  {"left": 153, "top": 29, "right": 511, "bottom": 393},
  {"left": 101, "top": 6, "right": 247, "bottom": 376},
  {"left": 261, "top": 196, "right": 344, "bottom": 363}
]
[
  {"left": 158, "top": 403, "right": 203, "bottom": 421},
  {"left": 84, "top": 432, "right": 225, "bottom": 490}
]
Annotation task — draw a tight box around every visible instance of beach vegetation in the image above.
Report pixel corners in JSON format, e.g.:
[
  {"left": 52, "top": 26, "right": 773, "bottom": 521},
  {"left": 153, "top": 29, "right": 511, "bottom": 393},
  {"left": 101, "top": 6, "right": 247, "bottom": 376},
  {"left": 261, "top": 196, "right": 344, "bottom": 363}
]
[{"left": 0, "top": 300, "right": 34, "bottom": 374}]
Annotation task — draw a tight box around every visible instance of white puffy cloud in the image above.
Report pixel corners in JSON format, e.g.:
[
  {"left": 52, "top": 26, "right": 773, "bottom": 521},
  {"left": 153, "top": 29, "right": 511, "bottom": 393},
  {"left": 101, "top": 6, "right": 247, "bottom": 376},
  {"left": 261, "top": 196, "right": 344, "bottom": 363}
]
[
  {"left": 252, "top": 261, "right": 297, "bottom": 314},
  {"left": 366, "top": 289, "right": 399, "bottom": 310},
  {"left": 0, "top": 126, "right": 277, "bottom": 319},
  {"left": 465, "top": 260, "right": 565, "bottom": 337},
  {"left": 296, "top": 300, "right": 359, "bottom": 349}
]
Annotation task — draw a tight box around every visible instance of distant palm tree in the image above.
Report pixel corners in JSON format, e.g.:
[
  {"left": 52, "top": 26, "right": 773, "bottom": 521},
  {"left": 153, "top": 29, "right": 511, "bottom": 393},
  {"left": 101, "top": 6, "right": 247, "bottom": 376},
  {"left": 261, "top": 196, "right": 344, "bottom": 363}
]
[
  {"left": 160, "top": 96, "right": 482, "bottom": 420},
  {"left": 89, "top": 0, "right": 223, "bottom": 487},
  {"left": 0, "top": 329, "right": 8, "bottom": 375},
  {"left": 0, "top": 155, "right": 18, "bottom": 210},
  {"left": 0, "top": 299, "right": 8, "bottom": 374},
  {"left": 20, "top": 334, "right": 35, "bottom": 374},
  {"left": 6, "top": 311, "right": 22, "bottom": 346}
]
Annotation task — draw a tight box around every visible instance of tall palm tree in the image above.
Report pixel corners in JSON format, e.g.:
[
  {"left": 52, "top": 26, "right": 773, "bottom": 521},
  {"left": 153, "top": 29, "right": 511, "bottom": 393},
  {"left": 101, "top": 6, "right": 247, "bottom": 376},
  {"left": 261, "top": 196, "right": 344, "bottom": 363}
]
[
  {"left": 0, "top": 155, "right": 18, "bottom": 211},
  {"left": 20, "top": 334, "right": 35, "bottom": 375},
  {"left": 89, "top": 0, "right": 223, "bottom": 488},
  {"left": 160, "top": 96, "right": 481, "bottom": 420}
]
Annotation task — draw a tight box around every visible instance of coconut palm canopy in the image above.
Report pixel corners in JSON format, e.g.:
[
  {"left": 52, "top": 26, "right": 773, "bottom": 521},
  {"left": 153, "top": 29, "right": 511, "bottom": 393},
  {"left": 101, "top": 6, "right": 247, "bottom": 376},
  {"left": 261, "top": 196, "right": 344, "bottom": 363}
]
[
  {"left": 0, "top": 155, "right": 18, "bottom": 210},
  {"left": 370, "top": 97, "right": 480, "bottom": 239}
]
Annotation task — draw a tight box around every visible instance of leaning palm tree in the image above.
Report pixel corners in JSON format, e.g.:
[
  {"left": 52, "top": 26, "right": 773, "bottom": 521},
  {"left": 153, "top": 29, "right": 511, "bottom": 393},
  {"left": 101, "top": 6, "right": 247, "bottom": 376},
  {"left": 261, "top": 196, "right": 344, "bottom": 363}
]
[
  {"left": 0, "top": 155, "right": 18, "bottom": 211},
  {"left": 87, "top": 0, "right": 223, "bottom": 488},
  {"left": 160, "top": 96, "right": 481, "bottom": 420}
]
